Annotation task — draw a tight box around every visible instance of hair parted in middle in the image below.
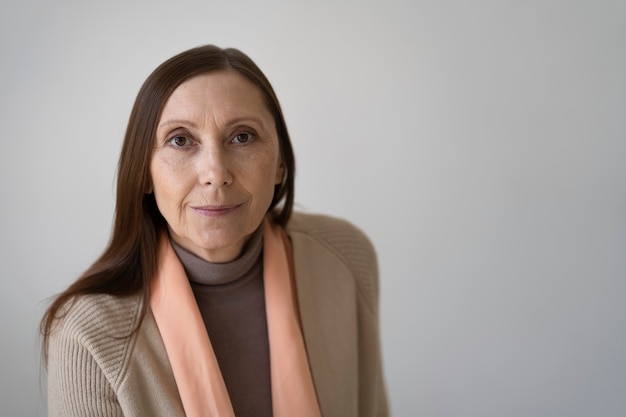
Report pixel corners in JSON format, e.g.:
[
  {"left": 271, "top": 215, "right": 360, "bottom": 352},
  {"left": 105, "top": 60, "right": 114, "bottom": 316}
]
[{"left": 40, "top": 45, "right": 296, "bottom": 356}]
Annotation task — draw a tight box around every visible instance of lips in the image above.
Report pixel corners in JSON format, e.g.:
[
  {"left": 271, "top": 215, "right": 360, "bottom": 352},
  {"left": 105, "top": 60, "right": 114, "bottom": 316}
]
[{"left": 191, "top": 203, "right": 242, "bottom": 217}]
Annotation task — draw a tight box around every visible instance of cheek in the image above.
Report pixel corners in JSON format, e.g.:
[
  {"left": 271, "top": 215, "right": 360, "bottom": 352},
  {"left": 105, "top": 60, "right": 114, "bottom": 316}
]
[
  {"left": 259, "top": 159, "right": 283, "bottom": 201},
  {"left": 242, "top": 161, "right": 275, "bottom": 204},
  {"left": 150, "top": 158, "right": 185, "bottom": 210}
]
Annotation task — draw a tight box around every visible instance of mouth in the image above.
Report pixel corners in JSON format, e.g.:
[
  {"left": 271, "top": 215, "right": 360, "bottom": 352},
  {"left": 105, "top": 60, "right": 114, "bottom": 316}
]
[{"left": 191, "top": 203, "right": 242, "bottom": 217}]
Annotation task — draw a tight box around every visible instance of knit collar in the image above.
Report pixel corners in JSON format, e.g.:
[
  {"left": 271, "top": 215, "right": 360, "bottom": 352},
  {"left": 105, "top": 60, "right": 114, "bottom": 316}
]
[{"left": 170, "top": 225, "right": 263, "bottom": 286}]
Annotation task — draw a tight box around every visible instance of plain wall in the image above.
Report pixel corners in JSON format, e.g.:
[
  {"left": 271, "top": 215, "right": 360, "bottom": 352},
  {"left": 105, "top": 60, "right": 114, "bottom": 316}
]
[{"left": 1, "top": 0, "right": 624, "bottom": 416}]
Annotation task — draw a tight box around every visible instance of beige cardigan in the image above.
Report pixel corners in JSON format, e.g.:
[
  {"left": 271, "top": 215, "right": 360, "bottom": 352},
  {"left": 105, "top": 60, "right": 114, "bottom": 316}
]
[{"left": 47, "top": 212, "right": 389, "bottom": 417}]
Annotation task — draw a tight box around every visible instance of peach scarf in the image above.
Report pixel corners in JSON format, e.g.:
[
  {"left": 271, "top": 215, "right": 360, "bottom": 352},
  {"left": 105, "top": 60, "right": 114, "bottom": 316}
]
[{"left": 150, "top": 218, "right": 322, "bottom": 417}]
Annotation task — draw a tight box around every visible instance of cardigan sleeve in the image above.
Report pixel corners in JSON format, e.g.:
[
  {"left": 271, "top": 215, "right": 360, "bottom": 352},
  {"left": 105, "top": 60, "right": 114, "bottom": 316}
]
[
  {"left": 47, "top": 317, "right": 124, "bottom": 417},
  {"left": 287, "top": 212, "right": 390, "bottom": 417},
  {"left": 346, "top": 219, "right": 389, "bottom": 417},
  {"left": 46, "top": 294, "right": 141, "bottom": 417}
]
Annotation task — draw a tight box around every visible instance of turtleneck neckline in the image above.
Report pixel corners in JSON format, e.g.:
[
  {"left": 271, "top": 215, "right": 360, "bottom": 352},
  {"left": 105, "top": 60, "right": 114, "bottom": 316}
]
[{"left": 170, "top": 224, "right": 264, "bottom": 286}]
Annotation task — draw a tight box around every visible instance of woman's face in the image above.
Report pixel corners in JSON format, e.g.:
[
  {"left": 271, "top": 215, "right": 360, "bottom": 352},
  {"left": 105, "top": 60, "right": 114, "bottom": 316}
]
[{"left": 150, "top": 70, "right": 283, "bottom": 263}]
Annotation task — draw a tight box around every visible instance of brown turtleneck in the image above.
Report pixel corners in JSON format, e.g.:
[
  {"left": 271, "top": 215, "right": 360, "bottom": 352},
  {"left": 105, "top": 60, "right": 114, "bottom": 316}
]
[{"left": 171, "top": 226, "right": 272, "bottom": 417}]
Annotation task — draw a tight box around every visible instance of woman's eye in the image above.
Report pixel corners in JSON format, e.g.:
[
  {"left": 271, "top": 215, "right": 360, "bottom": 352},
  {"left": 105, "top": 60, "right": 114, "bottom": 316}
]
[
  {"left": 232, "top": 132, "right": 254, "bottom": 144},
  {"left": 167, "top": 135, "right": 191, "bottom": 147}
]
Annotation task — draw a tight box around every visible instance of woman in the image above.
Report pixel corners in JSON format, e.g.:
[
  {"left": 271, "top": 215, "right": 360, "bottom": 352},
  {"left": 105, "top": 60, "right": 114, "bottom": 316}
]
[{"left": 41, "top": 45, "right": 388, "bottom": 417}]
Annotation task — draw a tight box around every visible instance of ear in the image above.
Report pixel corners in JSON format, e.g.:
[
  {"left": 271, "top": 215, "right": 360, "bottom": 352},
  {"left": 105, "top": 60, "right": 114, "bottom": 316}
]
[
  {"left": 275, "top": 160, "right": 285, "bottom": 185},
  {"left": 145, "top": 179, "right": 153, "bottom": 194}
]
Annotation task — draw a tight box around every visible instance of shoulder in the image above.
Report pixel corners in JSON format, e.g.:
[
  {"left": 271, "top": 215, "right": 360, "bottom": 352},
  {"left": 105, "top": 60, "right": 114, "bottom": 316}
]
[
  {"left": 287, "top": 212, "right": 375, "bottom": 253},
  {"left": 48, "top": 293, "right": 143, "bottom": 385},
  {"left": 52, "top": 293, "right": 143, "bottom": 340},
  {"left": 286, "top": 212, "right": 380, "bottom": 311}
]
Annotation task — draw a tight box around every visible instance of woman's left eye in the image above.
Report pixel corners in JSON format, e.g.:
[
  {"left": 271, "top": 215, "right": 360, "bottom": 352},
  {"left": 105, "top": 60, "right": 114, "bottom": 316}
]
[{"left": 232, "top": 132, "right": 255, "bottom": 144}]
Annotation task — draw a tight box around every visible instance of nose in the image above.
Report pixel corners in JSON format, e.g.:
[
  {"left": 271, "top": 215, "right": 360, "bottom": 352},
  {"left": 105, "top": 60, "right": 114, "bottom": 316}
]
[{"left": 198, "top": 147, "right": 233, "bottom": 187}]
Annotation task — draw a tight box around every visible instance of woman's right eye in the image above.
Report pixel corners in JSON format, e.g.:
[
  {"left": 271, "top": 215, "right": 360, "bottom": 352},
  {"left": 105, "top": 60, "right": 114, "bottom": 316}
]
[{"left": 167, "top": 135, "right": 191, "bottom": 147}]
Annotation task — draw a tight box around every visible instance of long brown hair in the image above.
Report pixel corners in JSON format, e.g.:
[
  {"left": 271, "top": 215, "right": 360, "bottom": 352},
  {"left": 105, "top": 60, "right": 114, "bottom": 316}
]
[{"left": 40, "top": 45, "right": 296, "bottom": 359}]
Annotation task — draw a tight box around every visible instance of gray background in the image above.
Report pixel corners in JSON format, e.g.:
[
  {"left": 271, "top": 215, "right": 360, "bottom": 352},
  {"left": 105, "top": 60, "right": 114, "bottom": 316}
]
[{"left": 1, "top": 0, "right": 625, "bottom": 416}]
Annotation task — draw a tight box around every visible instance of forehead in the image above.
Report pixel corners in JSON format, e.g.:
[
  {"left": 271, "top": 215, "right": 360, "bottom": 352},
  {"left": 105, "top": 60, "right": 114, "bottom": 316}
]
[{"left": 160, "top": 70, "right": 270, "bottom": 122}]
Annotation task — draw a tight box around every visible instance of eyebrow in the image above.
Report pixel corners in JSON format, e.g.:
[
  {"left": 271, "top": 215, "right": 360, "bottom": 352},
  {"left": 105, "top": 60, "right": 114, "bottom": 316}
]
[
  {"left": 226, "top": 116, "right": 267, "bottom": 129},
  {"left": 157, "top": 119, "right": 198, "bottom": 130},
  {"left": 158, "top": 116, "right": 268, "bottom": 131}
]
